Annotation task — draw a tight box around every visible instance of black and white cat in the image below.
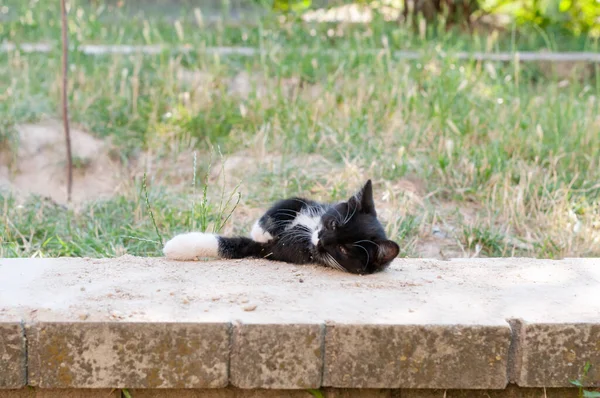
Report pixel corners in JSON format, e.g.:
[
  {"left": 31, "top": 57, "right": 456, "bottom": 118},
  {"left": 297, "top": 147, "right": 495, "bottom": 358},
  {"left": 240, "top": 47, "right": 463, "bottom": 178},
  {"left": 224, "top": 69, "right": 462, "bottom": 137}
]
[{"left": 163, "top": 180, "right": 399, "bottom": 274}]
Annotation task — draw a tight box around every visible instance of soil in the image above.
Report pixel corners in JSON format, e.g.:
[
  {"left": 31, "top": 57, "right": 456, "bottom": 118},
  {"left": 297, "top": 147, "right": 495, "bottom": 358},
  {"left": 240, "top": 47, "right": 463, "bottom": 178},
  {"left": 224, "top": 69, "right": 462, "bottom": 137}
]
[{"left": 0, "top": 120, "right": 124, "bottom": 205}]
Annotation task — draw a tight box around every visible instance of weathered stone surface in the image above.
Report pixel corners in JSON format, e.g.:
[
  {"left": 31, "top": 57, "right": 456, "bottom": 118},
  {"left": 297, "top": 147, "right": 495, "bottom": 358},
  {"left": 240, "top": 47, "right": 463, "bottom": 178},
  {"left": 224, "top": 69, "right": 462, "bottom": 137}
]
[
  {"left": 0, "top": 322, "right": 26, "bottom": 389},
  {"left": 324, "top": 324, "right": 511, "bottom": 389},
  {"left": 2, "top": 257, "right": 599, "bottom": 326},
  {"left": 125, "top": 389, "right": 391, "bottom": 398},
  {"left": 0, "top": 389, "right": 591, "bottom": 398},
  {"left": 235, "top": 390, "right": 314, "bottom": 398},
  {"left": 402, "top": 385, "right": 582, "bottom": 397},
  {"left": 323, "top": 388, "right": 392, "bottom": 397},
  {"left": 27, "top": 322, "right": 229, "bottom": 388},
  {"left": 1, "top": 257, "right": 600, "bottom": 391},
  {"left": 128, "top": 389, "right": 235, "bottom": 398},
  {"left": 230, "top": 323, "right": 324, "bottom": 389},
  {"left": 517, "top": 323, "right": 600, "bottom": 387},
  {"left": 0, "top": 389, "right": 119, "bottom": 398},
  {"left": 127, "top": 389, "right": 314, "bottom": 398}
]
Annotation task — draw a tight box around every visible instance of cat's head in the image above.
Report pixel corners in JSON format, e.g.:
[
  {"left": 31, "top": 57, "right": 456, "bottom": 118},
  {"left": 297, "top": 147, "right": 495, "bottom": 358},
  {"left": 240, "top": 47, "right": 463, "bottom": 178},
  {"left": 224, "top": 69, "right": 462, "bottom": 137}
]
[{"left": 314, "top": 180, "right": 400, "bottom": 275}]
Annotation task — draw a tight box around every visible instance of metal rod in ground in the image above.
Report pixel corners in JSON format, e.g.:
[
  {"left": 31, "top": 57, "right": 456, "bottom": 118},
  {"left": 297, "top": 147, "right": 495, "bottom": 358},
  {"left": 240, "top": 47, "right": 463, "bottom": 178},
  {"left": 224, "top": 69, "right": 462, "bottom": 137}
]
[{"left": 61, "top": 0, "right": 73, "bottom": 202}]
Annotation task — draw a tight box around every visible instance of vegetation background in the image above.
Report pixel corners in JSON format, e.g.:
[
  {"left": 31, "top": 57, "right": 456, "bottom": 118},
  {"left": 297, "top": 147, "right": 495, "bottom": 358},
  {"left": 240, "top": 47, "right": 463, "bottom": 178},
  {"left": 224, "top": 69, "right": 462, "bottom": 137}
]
[{"left": 0, "top": 0, "right": 599, "bottom": 259}]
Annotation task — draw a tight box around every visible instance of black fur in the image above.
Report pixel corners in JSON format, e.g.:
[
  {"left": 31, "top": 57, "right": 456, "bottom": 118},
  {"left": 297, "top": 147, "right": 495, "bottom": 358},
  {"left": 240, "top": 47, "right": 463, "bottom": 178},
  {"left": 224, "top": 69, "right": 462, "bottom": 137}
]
[
  {"left": 217, "top": 180, "right": 399, "bottom": 274},
  {"left": 217, "top": 237, "right": 267, "bottom": 259}
]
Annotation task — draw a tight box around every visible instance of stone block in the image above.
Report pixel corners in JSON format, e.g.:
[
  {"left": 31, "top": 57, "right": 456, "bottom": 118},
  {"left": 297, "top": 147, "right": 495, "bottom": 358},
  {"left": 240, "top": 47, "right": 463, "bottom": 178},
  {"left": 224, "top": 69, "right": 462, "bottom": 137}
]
[
  {"left": 0, "top": 390, "right": 29, "bottom": 398},
  {"left": 235, "top": 390, "right": 315, "bottom": 398},
  {"left": 0, "top": 389, "right": 119, "bottom": 398},
  {"left": 0, "top": 323, "right": 26, "bottom": 389},
  {"left": 324, "top": 324, "right": 511, "bottom": 389},
  {"left": 128, "top": 389, "right": 314, "bottom": 398},
  {"left": 401, "top": 385, "right": 582, "bottom": 397},
  {"left": 322, "top": 388, "right": 392, "bottom": 398},
  {"left": 27, "top": 322, "right": 230, "bottom": 388},
  {"left": 127, "top": 389, "right": 235, "bottom": 398},
  {"left": 230, "top": 323, "right": 324, "bottom": 389},
  {"left": 517, "top": 323, "right": 600, "bottom": 387}
]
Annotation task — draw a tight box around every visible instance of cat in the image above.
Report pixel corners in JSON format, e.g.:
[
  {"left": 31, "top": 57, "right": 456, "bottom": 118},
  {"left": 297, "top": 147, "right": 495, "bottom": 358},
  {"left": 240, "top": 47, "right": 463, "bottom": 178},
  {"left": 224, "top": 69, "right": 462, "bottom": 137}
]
[{"left": 163, "top": 180, "right": 400, "bottom": 274}]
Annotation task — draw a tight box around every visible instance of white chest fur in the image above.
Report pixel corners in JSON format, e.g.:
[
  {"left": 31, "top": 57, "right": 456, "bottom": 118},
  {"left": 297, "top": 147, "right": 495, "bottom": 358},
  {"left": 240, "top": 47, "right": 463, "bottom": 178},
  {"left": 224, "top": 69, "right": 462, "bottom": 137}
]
[
  {"left": 290, "top": 213, "right": 322, "bottom": 231},
  {"left": 289, "top": 208, "right": 324, "bottom": 246}
]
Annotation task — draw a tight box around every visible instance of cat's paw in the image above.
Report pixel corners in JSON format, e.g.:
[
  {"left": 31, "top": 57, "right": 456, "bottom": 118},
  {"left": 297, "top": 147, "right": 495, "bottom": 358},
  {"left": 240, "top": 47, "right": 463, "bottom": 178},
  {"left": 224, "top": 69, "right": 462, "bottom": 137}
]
[
  {"left": 250, "top": 220, "right": 273, "bottom": 243},
  {"left": 163, "top": 232, "right": 219, "bottom": 260}
]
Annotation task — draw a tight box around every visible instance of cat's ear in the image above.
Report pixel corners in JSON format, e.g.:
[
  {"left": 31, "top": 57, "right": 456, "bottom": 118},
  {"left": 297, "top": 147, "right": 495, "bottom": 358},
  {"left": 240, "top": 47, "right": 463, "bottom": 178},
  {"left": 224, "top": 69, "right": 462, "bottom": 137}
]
[
  {"left": 360, "top": 180, "right": 375, "bottom": 214},
  {"left": 349, "top": 180, "right": 376, "bottom": 214},
  {"left": 376, "top": 240, "right": 400, "bottom": 265}
]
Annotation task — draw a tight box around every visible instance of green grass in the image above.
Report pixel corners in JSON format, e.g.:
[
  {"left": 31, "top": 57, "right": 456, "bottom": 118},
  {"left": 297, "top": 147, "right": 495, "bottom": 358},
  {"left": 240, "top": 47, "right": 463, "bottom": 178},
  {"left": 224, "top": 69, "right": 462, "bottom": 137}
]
[
  {"left": 2, "top": 0, "right": 599, "bottom": 51},
  {"left": 1, "top": 0, "right": 599, "bottom": 259}
]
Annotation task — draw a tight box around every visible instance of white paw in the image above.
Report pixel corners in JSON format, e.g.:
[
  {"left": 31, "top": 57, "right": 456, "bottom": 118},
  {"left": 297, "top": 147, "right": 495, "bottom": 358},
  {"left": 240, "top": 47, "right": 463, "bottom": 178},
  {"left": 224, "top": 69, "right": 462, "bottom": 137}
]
[
  {"left": 163, "top": 232, "right": 219, "bottom": 260},
  {"left": 250, "top": 220, "right": 273, "bottom": 243}
]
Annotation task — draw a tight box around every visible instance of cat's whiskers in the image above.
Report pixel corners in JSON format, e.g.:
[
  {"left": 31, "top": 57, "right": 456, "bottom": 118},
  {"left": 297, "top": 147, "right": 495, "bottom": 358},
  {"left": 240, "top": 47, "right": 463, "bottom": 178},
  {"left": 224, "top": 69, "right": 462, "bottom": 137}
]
[
  {"left": 279, "top": 226, "right": 312, "bottom": 244},
  {"left": 354, "top": 239, "right": 380, "bottom": 249},
  {"left": 331, "top": 206, "right": 345, "bottom": 226},
  {"left": 274, "top": 209, "right": 302, "bottom": 217},
  {"left": 324, "top": 253, "right": 345, "bottom": 272},
  {"left": 343, "top": 202, "right": 358, "bottom": 225},
  {"left": 352, "top": 244, "right": 370, "bottom": 270},
  {"left": 280, "top": 233, "right": 306, "bottom": 244},
  {"left": 271, "top": 218, "right": 295, "bottom": 227},
  {"left": 290, "top": 198, "right": 313, "bottom": 208}
]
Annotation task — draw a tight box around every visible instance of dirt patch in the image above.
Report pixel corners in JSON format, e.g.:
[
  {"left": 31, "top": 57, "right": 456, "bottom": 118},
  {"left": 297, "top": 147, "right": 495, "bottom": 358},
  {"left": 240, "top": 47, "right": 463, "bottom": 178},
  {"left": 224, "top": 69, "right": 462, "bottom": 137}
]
[
  {"left": 0, "top": 120, "right": 124, "bottom": 204},
  {"left": 138, "top": 147, "right": 336, "bottom": 194},
  {"left": 416, "top": 236, "right": 465, "bottom": 260}
]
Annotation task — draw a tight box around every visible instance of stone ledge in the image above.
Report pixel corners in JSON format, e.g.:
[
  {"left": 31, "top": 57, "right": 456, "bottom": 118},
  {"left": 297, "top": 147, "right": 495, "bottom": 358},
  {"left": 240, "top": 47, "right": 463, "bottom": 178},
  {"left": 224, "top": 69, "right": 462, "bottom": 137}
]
[
  {"left": 27, "top": 322, "right": 229, "bottom": 389},
  {"left": 0, "top": 257, "right": 599, "bottom": 390},
  {"left": 230, "top": 323, "right": 324, "bottom": 389},
  {"left": 516, "top": 322, "right": 600, "bottom": 387},
  {"left": 324, "top": 324, "right": 510, "bottom": 389},
  {"left": 0, "top": 387, "right": 591, "bottom": 398},
  {"left": 0, "top": 321, "right": 26, "bottom": 389}
]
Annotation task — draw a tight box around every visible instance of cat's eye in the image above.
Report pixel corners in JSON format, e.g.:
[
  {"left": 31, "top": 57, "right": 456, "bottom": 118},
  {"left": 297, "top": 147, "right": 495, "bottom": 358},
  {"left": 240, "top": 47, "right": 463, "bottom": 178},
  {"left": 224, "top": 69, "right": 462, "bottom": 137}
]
[
  {"left": 338, "top": 245, "right": 347, "bottom": 254},
  {"left": 329, "top": 220, "right": 338, "bottom": 231}
]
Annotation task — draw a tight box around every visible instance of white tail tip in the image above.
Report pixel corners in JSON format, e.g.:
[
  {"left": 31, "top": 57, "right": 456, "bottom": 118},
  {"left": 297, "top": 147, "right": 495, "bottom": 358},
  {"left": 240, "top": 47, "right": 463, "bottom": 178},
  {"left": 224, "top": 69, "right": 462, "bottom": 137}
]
[{"left": 163, "top": 232, "right": 219, "bottom": 260}]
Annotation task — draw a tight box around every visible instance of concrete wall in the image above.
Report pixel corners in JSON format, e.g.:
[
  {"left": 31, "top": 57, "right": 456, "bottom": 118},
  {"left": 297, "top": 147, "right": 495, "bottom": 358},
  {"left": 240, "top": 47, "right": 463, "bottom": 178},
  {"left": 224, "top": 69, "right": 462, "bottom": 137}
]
[{"left": 1, "top": 257, "right": 599, "bottom": 396}]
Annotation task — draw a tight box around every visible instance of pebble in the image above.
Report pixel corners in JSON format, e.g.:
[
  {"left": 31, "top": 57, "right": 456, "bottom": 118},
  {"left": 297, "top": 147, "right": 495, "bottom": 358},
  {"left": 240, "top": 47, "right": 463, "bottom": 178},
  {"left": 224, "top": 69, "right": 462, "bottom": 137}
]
[
  {"left": 432, "top": 225, "right": 447, "bottom": 238},
  {"left": 110, "top": 310, "right": 124, "bottom": 319},
  {"left": 243, "top": 304, "right": 257, "bottom": 312}
]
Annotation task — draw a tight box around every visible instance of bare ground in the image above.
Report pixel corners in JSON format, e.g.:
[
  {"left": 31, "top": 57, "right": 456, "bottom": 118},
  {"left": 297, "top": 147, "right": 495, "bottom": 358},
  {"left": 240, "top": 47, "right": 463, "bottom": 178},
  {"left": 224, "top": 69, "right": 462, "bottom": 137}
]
[{"left": 0, "top": 120, "right": 124, "bottom": 205}]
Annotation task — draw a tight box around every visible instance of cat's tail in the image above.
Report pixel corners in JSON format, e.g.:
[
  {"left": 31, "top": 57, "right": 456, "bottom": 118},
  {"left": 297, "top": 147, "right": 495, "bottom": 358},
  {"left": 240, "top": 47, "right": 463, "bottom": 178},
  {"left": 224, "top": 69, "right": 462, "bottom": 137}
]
[{"left": 163, "top": 232, "right": 269, "bottom": 261}]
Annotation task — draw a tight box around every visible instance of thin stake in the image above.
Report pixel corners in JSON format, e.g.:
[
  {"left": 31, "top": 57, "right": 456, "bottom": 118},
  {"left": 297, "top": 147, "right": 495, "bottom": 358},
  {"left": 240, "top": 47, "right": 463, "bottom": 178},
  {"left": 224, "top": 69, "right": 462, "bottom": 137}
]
[
  {"left": 142, "top": 173, "right": 163, "bottom": 247},
  {"left": 61, "top": 0, "right": 73, "bottom": 202},
  {"left": 192, "top": 151, "right": 197, "bottom": 230}
]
